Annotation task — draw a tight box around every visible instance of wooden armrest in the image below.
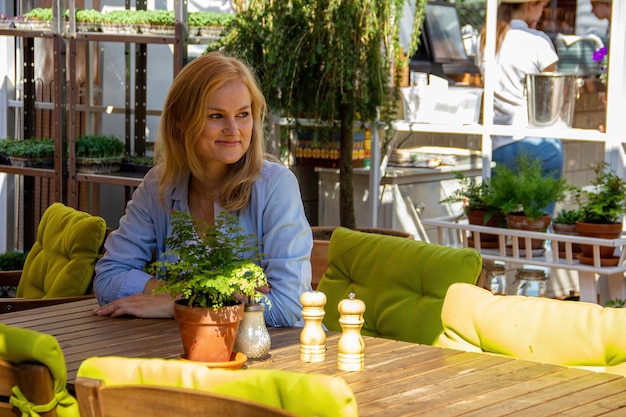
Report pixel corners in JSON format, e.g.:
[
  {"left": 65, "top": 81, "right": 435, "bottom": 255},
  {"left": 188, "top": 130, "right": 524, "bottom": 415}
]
[
  {"left": 0, "top": 294, "right": 95, "bottom": 313},
  {"left": 0, "top": 270, "right": 23, "bottom": 287}
]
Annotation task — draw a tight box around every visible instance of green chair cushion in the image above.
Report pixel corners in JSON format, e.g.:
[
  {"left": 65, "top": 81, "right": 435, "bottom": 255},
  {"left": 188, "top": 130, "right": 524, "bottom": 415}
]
[
  {"left": 317, "top": 227, "right": 482, "bottom": 345},
  {"left": 17, "top": 202, "right": 106, "bottom": 298},
  {"left": 438, "top": 283, "right": 626, "bottom": 375},
  {"left": 0, "top": 323, "right": 79, "bottom": 417},
  {"left": 77, "top": 356, "right": 358, "bottom": 417}
]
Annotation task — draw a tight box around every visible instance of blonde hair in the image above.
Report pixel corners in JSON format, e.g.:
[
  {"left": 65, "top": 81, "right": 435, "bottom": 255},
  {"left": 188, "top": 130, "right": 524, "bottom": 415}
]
[{"left": 155, "top": 51, "right": 267, "bottom": 210}]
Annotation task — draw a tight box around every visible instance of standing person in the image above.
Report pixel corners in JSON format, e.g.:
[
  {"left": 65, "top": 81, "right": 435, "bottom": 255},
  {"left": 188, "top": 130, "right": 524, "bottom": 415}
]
[
  {"left": 475, "top": 0, "right": 563, "bottom": 215},
  {"left": 93, "top": 51, "right": 313, "bottom": 327}
]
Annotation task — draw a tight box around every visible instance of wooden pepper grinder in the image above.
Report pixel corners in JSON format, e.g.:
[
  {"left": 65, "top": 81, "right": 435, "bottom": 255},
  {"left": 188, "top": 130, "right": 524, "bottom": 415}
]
[
  {"left": 300, "top": 291, "right": 327, "bottom": 362},
  {"left": 337, "top": 292, "right": 365, "bottom": 371}
]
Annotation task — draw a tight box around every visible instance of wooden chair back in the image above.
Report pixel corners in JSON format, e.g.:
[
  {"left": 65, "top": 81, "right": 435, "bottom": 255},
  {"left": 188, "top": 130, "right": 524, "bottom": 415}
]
[
  {"left": 75, "top": 377, "right": 298, "bottom": 417},
  {"left": 0, "top": 359, "right": 57, "bottom": 417}
]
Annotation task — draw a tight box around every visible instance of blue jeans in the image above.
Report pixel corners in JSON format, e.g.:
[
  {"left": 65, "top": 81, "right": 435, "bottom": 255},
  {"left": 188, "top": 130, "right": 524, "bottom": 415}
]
[{"left": 492, "top": 137, "right": 564, "bottom": 216}]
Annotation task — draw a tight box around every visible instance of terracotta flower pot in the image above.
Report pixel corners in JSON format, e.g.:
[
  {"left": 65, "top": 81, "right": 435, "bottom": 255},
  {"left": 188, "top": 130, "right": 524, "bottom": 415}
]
[
  {"left": 506, "top": 213, "right": 552, "bottom": 250},
  {"left": 575, "top": 221, "right": 622, "bottom": 259},
  {"left": 173, "top": 301, "right": 245, "bottom": 363},
  {"left": 552, "top": 222, "right": 582, "bottom": 256},
  {"left": 466, "top": 209, "right": 505, "bottom": 247}
]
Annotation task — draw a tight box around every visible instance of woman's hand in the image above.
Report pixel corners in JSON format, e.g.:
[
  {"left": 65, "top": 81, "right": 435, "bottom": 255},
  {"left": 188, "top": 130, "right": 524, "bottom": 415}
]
[
  {"left": 94, "top": 278, "right": 174, "bottom": 318},
  {"left": 94, "top": 293, "right": 175, "bottom": 318}
]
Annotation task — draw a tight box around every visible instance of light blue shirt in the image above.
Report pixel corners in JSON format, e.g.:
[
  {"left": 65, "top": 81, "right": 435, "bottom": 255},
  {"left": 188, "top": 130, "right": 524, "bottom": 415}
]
[{"left": 94, "top": 160, "right": 313, "bottom": 327}]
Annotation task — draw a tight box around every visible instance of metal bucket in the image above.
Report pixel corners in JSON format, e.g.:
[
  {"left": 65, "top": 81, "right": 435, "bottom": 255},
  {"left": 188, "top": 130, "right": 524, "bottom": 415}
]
[{"left": 525, "top": 73, "right": 581, "bottom": 128}]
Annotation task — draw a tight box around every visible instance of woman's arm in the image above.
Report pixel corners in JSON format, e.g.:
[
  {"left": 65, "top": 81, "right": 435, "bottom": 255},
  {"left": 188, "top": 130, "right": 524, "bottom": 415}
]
[{"left": 253, "top": 164, "right": 313, "bottom": 327}]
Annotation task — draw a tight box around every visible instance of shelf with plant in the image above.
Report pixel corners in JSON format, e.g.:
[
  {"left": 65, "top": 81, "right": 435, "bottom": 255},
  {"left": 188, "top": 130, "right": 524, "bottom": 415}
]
[
  {"left": 73, "top": 9, "right": 104, "bottom": 32},
  {"left": 146, "top": 210, "right": 269, "bottom": 363},
  {"left": 0, "top": 13, "right": 11, "bottom": 29},
  {"left": 121, "top": 155, "right": 154, "bottom": 175},
  {"left": 75, "top": 135, "right": 125, "bottom": 174},
  {"left": 19, "top": 8, "right": 53, "bottom": 30},
  {"left": 5, "top": 138, "right": 55, "bottom": 168},
  {"left": 188, "top": 11, "right": 234, "bottom": 37},
  {"left": 135, "top": 9, "right": 175, "bottom": 35},
  {"left": 101, "top": 9, "right": 141, "bottom": 34}
]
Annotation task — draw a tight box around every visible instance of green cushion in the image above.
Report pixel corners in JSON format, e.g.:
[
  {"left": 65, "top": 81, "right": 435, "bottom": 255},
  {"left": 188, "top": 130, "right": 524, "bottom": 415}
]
[
  {"left": 16, "top": 202, "right": 106, "bottom": 298},
  {"left": 317, "top": 227, "right": 482, "bottom": 345},
  {"left": 438, "top": 283, "right": 626, "bottom": 376},
  {"left": 0, "top": 323, "right": 79, "bottom": 417},
  {"left": 77, "top": 356, "right": 358, "bottom": 417}
]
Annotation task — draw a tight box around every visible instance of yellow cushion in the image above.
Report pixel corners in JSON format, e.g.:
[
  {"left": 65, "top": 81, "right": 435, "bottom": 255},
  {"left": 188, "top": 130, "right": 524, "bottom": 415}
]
[
  {"left": 16, "top": 202, "right": 106, "bottom": 298},
  {"left": 77, "top": 356, "right": 358, "bottom": 417},
  {"left": 317, "top": 227, "right": 482, "bottom": 345},
  {"left": 0, "top": 323, "right": 79, "bottom": 417},
  {"left": 438, "top": 283, "right": 626, "bottom": 375}
]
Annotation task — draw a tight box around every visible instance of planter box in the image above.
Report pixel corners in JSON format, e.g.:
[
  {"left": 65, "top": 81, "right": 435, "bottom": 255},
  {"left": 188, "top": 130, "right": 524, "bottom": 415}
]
[
  {"left": 76, "top": 156, "right": 122, "bottom": 174},
  {"left": 9, "top": 156, "right": 54, "bottom": 168}
]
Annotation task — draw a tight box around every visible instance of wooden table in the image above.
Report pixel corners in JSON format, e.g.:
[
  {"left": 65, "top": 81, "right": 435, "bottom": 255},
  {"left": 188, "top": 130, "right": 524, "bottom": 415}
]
[{"left": 4, "top": 299, "right": 626, "bottom": 416}]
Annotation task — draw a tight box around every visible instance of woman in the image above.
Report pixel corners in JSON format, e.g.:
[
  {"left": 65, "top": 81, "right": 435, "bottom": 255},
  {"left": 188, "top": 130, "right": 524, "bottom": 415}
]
[
  {"left": 476, "top": 0, "right": 563, "bottom": 214},
  {"left": 93, "top": 51, "right": 313, "bottom": 327}
]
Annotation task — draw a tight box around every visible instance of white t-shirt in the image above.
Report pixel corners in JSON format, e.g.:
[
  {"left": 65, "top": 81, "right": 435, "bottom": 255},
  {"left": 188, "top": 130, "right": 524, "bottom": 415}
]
[{"left": 476, "top": 20, "right": 558, "bottom": 149}]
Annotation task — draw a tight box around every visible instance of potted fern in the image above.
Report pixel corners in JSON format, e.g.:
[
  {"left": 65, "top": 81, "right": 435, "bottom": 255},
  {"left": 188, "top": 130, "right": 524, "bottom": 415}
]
[
  {"left": 490, "top": 153, "right": 568, "bottom": 250},
  {"left": 146, "top": 210, "right": 269, "bottom": 363},
  {"left": 576, "top": 161, "right": 626, "bottom": 263}
]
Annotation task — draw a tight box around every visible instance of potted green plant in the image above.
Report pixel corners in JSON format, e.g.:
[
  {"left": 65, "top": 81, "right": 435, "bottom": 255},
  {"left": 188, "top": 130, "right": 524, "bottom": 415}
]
[
  {"left": 22, "top": 7, "right": 53, "bottom": 30},
  {"left": 101, "top": 9, "right": 140, "bottom": 33},
  {"left": 215, "top": 0, "right": 426, "bottom": 229},
  {"left": 74, "top": 9, "right": 104, "bottom": 32},
  {"left": 440, "top": 172, "right": 504, "bottom": 248},
  {"left": 575, "top": 161, "right": 626, "bottom": 263},
  {"left": 75, "top": 135, "right": 125, "bottom": 174},
  {"left": 490, "top": 153, "right": 568, "bottom": 250},
  {"left": 188, "top": 11, "right": 234, "bottom": 37},
  {"left": 121, "top": 155, "right": 154, "bottom": 175},
  {"left": 6, "top": 138, "right": 55, "bottom": 168},
  {"left": 146, "top": 210, "right": 269, "bottom": 363},
  {"left": 552, "top": 208, "right": 583, "bottom": 257},
  {"left": 135, "top": 9, "right": 175, "bottom": 35}
]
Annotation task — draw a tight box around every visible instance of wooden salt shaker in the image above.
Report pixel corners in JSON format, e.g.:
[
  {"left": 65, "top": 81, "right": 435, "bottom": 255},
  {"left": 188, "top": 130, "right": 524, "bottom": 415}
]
[
  {"left": 337, "top": 292, "right": 365, "bottom": 371},
  {"left": 300, "top": 291, "right": 327, "bottom": 362}
]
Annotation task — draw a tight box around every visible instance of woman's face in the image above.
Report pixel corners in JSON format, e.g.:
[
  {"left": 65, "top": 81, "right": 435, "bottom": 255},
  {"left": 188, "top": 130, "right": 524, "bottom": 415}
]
[{"left": 194, "top": 79, "right": 253, "bottom": 169}]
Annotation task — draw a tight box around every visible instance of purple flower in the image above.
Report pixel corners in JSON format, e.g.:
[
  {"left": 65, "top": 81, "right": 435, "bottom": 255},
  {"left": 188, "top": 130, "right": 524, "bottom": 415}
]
[{"left": 593, "top": 47, "right": 608, "bottom": 62}]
